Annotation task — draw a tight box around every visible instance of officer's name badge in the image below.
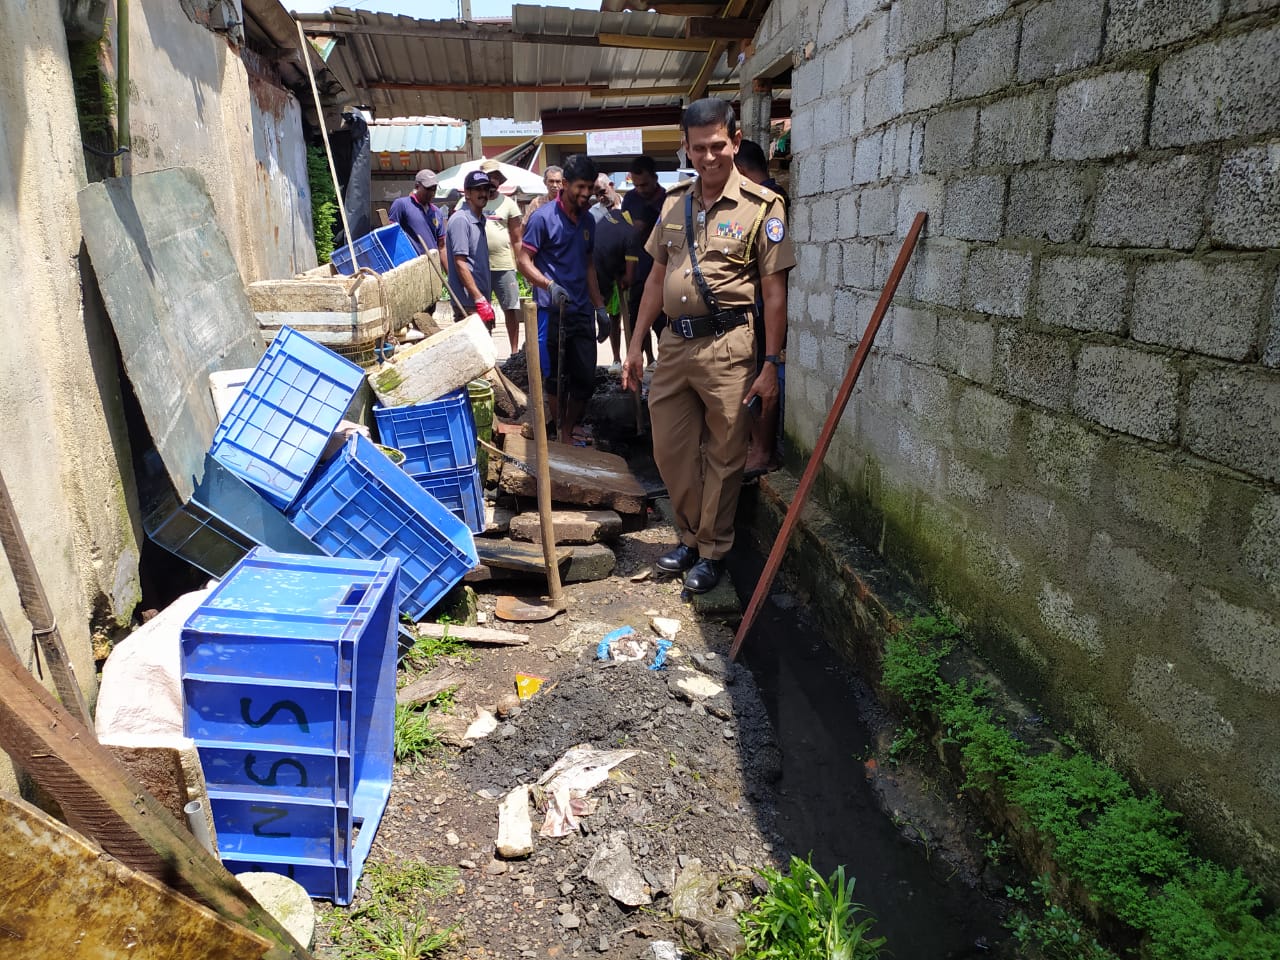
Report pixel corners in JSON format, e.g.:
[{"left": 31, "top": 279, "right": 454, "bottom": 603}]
[
  {"left": 716, "top": 221, "right": 745, "bottom": 240},
  {"left": 765, "top": 217, "right": 786, "bottom": 242}
]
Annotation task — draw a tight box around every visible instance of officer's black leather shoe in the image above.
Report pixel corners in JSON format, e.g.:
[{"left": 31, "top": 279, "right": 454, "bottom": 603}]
[
  {"left": 656, "top": 543, "right": 698, "bottom": 574},
  {"left": 683, "top": 558, "right": 722, "bottom": 594}
]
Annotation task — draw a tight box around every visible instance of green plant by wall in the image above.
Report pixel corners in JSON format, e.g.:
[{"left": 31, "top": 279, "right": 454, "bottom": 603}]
[
  {"left": 738, "top": 856, "right": 886, "bottom": 959},
  {"left": 308, "top": 146, "right": 338, "bottom": 265},
  {"left": 325, "top": 860, "right": 458, "bottom": 959},
  {"left": 882, "top": 615, "right": 1280, "bottom": 960}
]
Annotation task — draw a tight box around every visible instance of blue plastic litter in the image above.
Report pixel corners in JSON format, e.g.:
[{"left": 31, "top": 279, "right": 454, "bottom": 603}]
[
  {"left": 180, "top": 547, "right": 399, "bottom": 904},
  {"left": 287, "top": 433, "right": 478, "bottom": 620},
  {"left": 373, "top": 389, "right": 478, "bottom": 476},
  {"left": 648, "top": 639, "right": 673, "bottom": 671},
  {"left": 330, "top": 224, "right": 419, "bottom": 276},
  {"left": 596, "top": 626, "right": 636, "bottom": 661},
  {"left": 209, "top": 327, "right": 364, "bottom": 511},
  {"left": 412, "top": 464, "right": 484, "bottom": 534}
]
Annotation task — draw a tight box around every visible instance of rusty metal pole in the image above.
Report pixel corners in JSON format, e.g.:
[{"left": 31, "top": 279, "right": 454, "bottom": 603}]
[{"left": 729, "top": 212, "right": 928, "bottom": 662}]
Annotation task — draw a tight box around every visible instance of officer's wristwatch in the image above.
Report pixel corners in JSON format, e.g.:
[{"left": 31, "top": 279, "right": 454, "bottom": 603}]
[{"left": 762, "top": 354, "right": 783, "bottom": 367}]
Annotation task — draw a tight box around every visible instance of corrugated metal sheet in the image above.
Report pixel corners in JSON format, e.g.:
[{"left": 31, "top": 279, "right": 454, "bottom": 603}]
[
  {"left": 312, "top": 3, "right": 738, "bottom": 122},
  {"left": 368, "top": 119, "right": 468, "bottom": 154}
]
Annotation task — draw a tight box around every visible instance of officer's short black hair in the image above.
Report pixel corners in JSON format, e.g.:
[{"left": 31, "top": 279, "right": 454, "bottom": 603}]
[
  {"left": 736, "top": 139, "right": 769, "bottom": 177},
  {"left": 562, "top": 153, "right": 598, "bottom": 186},
  {"left": 681, "top": 98, "right": 737, "bottom": 138},
  {"left": 629, "top": 155, "right": 657, "bottom": 176}
]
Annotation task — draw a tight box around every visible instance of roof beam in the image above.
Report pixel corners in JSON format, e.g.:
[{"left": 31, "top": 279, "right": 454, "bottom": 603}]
[
  {"left": 588, "top": 82, "right": 739, "bottom": 98},
  {"left": 541, "top": 104, "right": 685, "bottom": 134},
  {"left": 597, "top": 33, "right": 716, "bottom": 51},
  {"left": 645, "top": 3, "right": 725, "bottom": 13},
  {"left": 371, "top": 81, "right": 607, "bottom": 94},
  {"left": 684, "top": 16, "right": 760, "bottom": 39},
  {"left": 687, "top": 0, "right": 752, "bottom": 99}
]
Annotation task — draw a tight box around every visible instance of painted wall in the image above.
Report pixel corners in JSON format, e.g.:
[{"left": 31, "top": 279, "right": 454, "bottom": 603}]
[
  {"left": 113, "top": 0, "right": 315, "bottom": 282},
  {"left": 750, "top": 0, "right": 1280, "bottom": 893}
]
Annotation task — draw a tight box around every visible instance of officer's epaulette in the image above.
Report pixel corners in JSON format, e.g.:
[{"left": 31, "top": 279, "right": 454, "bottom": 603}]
[
  {"left": 739, "top": 179, "right": 775, "bottom": 204},
  {"left": 667, "top": 178, "right": 695, "bottom": 193}
]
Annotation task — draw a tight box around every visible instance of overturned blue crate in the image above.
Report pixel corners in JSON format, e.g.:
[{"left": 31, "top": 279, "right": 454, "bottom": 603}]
[
  {"left": 330, "top": 224, "right": 419, "bottom": 276},
  {"left": 181, "top": 547, "right": 399, "bottom": 904},
  {"left": 372, "top": 388, "right": 477, "bottom": 476},
  {"left": 287, "top": 434, "right": 478, "bottom": 620},
  {"left": 412, "top": 464, "right": 484, "bottom": 535},
  {"left": 209, "top": 327, "right": 364, "bottom": 511}
]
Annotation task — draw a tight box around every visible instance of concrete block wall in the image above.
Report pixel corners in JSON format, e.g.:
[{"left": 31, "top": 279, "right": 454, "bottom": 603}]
[{"left": 762, "top": 0, "right": 1280, "bottom": 892}]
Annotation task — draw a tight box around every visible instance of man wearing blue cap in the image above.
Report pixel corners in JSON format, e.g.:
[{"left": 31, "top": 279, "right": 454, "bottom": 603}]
[
  {"left": 388, "top": 169, "right": 446, "bottom": 254},
  {"left": 445, "top": 170, "right": 495, "bottom": 326}
]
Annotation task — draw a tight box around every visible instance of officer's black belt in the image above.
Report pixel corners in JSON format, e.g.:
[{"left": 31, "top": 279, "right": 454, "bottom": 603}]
[{"left": 669, "top": 309, "right": 752, "bottom": 339}]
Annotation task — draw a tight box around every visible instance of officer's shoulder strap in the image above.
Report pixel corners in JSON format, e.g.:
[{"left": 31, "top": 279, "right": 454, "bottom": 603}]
[
  {"left": 739, "top": 178, "right": 776, "bottom": 205},
  {"left": 667, "top": 178, "right": 695, "bottom": 194}
]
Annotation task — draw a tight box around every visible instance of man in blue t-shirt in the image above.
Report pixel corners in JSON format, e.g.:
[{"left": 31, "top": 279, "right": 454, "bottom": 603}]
[
  {"left": 621, "top": 155, "right": 666, "bottom": 362},
  {"left": 516, "top": 153, "right": 609, "bottom": 446},
  {"left": 388, "top": 169, "right": 446, "bottom": 254},
  {"left": 445, "top": 171, "right": 495, "bottom": 326}
]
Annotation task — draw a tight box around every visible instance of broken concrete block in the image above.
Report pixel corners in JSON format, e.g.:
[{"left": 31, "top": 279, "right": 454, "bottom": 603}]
[
  {"left": 484, "top": 502, "right": 515, "bottom": 535},
  {"left": 463, "top": 707, "right": 500, "bottom": 742},
  {"left": 368, "top": 314, "right": 496, "bottom": 407},
  {"left": 499, "top": 433, "right": 647, "bottom": 514},
  {"left": 236, "top": 872, "right": 316, "bottom": 949},
  {"left": 688, "top": 570, "right": 741, "bottom": 622},
  {"left": 496, "top": 784, "right": 534, "bottom": 859},
  {"left": 672, "top": 673, "right": 726, "bottom": 701},
  {"left": 508, "top": 509, "right": 623, "bottom": 545},
  {"left": 564, "top": 543, "right": 617, "bottom": 583},
  {"left": 585, "top": 832, "right": 651, "bottom": 906},
  {"left": 650, "top": 616, "right": 681, "bottom": 641}
]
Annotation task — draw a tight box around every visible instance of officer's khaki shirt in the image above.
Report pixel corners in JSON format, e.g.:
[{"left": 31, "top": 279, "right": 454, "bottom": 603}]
[{"left": 644, "top": 165, "right": 796, "bottom": 318}]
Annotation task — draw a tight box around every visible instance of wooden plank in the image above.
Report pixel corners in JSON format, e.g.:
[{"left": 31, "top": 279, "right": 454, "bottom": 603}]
[
  {"left": 0, "top": 792, "right": 270, "bottom": 960},
  {"left": 396, "top": 667, "right": 466, "bottom": 707},
  {"left": 413, "top": 623, "right": 531, "bottom": 646},
  {"left": 298, "top": 18, "right": 599, "bottom": 46},
  {"left": 0, "top": 643, "right": 313, "bottom": 960},
  {"left": 475, "top": 537, "right": 573, "bottom": 574},
  {"left": 598, "top": 32, "right": 715, "bottom": 51},
  {"left": 498, "top": 433, "right": 648, "bottom": 515},
  {"left": 685, "top": 16, "right": 759, "bottom": 38}
]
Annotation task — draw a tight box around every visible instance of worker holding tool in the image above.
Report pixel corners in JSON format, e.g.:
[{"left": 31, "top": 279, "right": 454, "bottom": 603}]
[
  {"left": 445, "top": 170, "right": 496, "bottom": 326},
  {"left": 621, "top": 99, "right": 794, "bottom": 594},
  {"left": 517, "top": 153, "right": 609, "bottom": 447},
  {"left": 388, "top": 169, "right": 446, "bottom": 254},
  {"left": 454, "top": 159, "right": 524, "bottom": 351}
]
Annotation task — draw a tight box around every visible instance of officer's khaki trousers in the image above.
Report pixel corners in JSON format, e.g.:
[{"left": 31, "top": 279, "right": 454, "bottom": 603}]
[{"left": 647, "top": 323, "right": 755, "bottom": 561}]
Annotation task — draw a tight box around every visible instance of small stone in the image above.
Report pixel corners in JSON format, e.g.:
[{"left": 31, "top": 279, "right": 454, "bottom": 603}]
[
  {"left": 445, "top": 831, "right": 460, "bottom": 846},
  {"left": 523, "top": 885, "right": 536, "bottom": 896},
  {"left": 772, "top": 592, "right": 800, "bottom": 610},
  {"left": 733, "top": 846, "right": 752, "bottom": 864},
  {"left": 560, "top": 913, "right": 581, "bottom": 929},
  {"left": 723, "top": 726, "right": 735, "bottom": 739},
  {"left": 559, "top": 881, "right": 577, "bottom": 895},
  {"left": 558, "top": 902, "right": 573, "bottom": 914},
  {"left": 459, "top": 859, "right": 478, "bottom": 869},
  {"left": 495, "top": 693, "right": 521, "bottom": 718},
  {"left": 432, "top": 794, "right": 447, "bottom": 805},
  {"left": 546, "top": 649, "right": 559, "bottom": 662},
  {"left": 500, "top": 723, "right": 518, "bottom": 738},
  {"left": 483, "top": 859, "right": 509, "bottom": 876},
  {"left": 597, "top": 934, "right": 610, "bottom": 952}
]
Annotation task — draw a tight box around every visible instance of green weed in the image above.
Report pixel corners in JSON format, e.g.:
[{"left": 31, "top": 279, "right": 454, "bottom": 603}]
[
  {"left": 327, "top": 860, "right": 459, "bottom": 960},
  {"left": 738, "top": 856, "right": 886, "bottom": 960},
  {"left": 393, "top": 703, "right": 439, "bottom": 764},
  {"left": 308, "top": 146, "right": 338, "bottom": 264},
  {"left": 404, "top": 624, "right": 471, "bottom": 670},
  {"left": 887, "top": 725, "right": 922, "bottom": 765}
]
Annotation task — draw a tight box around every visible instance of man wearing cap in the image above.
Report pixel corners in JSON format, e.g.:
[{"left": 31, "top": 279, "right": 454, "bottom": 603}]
[
  {"left": 456, "top": 159, "right": 524, "bottom": 352},
  {"left": 445, "top": 170, "right": 495, "bottom": 326},
  {"left": 621, "top": 99, "right": 794, "bottom": 594},
  {"left": 388, "top": 169, "right": 446, "bottom": 254}
]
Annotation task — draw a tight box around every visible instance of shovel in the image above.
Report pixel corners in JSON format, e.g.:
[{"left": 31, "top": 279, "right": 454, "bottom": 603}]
[{"left": 495, "top": 301, "right": 567, "bottom": 623}]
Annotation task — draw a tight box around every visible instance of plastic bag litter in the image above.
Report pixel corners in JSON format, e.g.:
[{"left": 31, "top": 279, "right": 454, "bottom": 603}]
[
  {"left": 537, "top": 745, "right": 636, "bottom": 837},
  {"left": 596, "top": 626, "right": 674, "bottom": 670}
]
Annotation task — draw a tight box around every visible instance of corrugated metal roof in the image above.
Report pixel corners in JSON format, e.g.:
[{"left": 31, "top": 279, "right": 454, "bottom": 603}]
[
  {"left": 368, "top": 118, "right": 468, "bottom": 154},
  {"left": 306, "top": 3, "right": 738, "bottom": 123}
]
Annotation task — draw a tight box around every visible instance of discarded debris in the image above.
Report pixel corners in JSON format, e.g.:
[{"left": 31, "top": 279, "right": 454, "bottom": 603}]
[
  {"left": 596, "top": 626, "right": 641, "bottom": 661},
  {"left": 585, "top": 832, "right": 652, "bottom": 907},
  {"left": 414, "top": 622, "right": 529, "bottom": 646},
  {"left": 515, "top": 673, "right": 548, "bottom": 700},
  {"left": 650, "top": 617, "right": 682, "bottom": 642},
  {"left": 396, "top": 666, "right": 464, "bottom": 707},
  {"left": 368, "top": 314, "right": 496, "bottom": 407},
  {"left": 537, "top": 746, "right": 637, "bottom": 838},
  {"left": 463, "top": 707, "right": 500, "bottom": 742},
  {"left": 496, "top": 785, "right": 534, "bottom": 859},
  {"left": 672, "top": 674, "right": 725, "bottom": 702}
]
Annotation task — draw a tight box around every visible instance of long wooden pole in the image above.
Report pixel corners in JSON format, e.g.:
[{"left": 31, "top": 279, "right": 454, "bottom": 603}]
[
  {"left": 729, "top": 212, "right": 928, "bottom": 661},
  {"left": 524, "top": 303, "right": 565, "bottom": 604}
]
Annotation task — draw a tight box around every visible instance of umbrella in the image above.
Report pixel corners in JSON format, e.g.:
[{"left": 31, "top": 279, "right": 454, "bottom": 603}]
[{"left": 435, "top": 159, "right": 549, "bottom": 195}]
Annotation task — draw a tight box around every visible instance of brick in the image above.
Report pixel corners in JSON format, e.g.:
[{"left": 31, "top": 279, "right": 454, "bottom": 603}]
[
  {"left": 1035, "top": 256, "right": 1127, "bottom": 334},
  {"left": 1088, "top": 531, "right": 1175, "bottom": 613},
  {"left": 865, "top": 60, "right": 906, "bottom": 129},
  {"left": 854, "top": 132, "right": 883, "bottom": 184},
  {"left": 847, "top": 81, "right": 868, "bottom": 136},
  {"left": 1266, "top": 279, "right": 1280, "bottom": 367},
  {"left": 1228, "top": 0, "right": 1280, "bottom": 12},
  {"left": 896, "top": 178, "right": 945, "bottom": 236},
  {"left": 792, "top": 153, "right": 820, "bottom": 197},
  {"left": 836, "top": 289, "right": 879, "bottom": 339},
  {"left": 825, "top": 247, "right": 844, "bottom": 288},
  {"left": 1037, "top": 582, "right": 1104, "bottom": 659},
  {"left": 1131, "top": 259, "right": 1269, "bottom": 361},
  {"left": 922, "top": 106, "right": 977, "bottom": 173},
  {"left": 946, "top": 455, "right": 993, "bottom": 504},
  {"left": 808, "top": 291, "right": 833, "bottom": 327},
  {"left": 564, "top": 542, "right": 616, "bottom": 583},
  {"left": 824, "top": 142, "right": 854, "bottom": 191},
  {"left": 904, "top": 43, "right": 953, "bottom": 113},
  {"left": 1019, "top": 0, "right": 1105, "bottom": 82},
  {"left": 1105, "top": 0, "right": 1222, "bottom": 54},
  {"left": 859, "top": 185, "right": 897, "bottom": 236},
  {"left": 952, "top": 18, "right": 1018, "bottom": 99},
  {"left": 1185, "top": 367, "right": 1280, "bottom": 482},
  {"left": 1210, "top": 142, "right": 1280, "bottom": 250},
  {"left": 1112, "top": 444, "right": 1213, "bottom": 544},
  {"left": 967, "top": 247, "right": 1032, "bottom": 317},
  {"left": 1073, "top": 344, "right": 1179, "bottom": 442},
  {"left": 1005, "top": 488, "right": 1072, "bottom": 563},
  {"left": 964, "top": 528, "right": 1025, "bottom": 593},
  {"left": 1242, "top": 494, "right": 1280, "bottom": 601},
  {"left": 1193, "top": 589, "right": 1280, "bottom": 694},
  {"left": 1151, "top": 26, "right": 1280, "bottom": 147},
  {"left": 956, "top": 385, "right": 1017, "bottom": 457},
  {"left": 795, "top": 243, "right": 822, "bottom": 285},
  {"left": 837, "top": 193, "right": 859, "bottom": 238},
  {"left": 977, "top": 93, "right": 1050, "bottom": 166},
  {"left": 942, "top": 174, "right": 1005, "bottom": 241},
  {"left": 813, "top": 95, "right": 849, "bottom": 147},
  {"left": 901, "top": 363, "right": 951, "bottom": 429},
  {"left": 880, "top": 121, "right": 917, "bottom": 178},
  {"left": 793, "top": 59, "right": 823, "bottom": 108},
  {"left": 850, "top": 9, "right": 891, "bottom": 68},
  {"left": 823, "top": 35, "right": 854, "bottom": 94},
  {"left": 847, "top": 0, "right": 881, "bottom": 31},
  {"left": 1051, "top": 71, "right": 1150, "bottom": 160},
  {"left": 1129, "top": 655, "right": 1236, "bottom": 755},
  {"left": 892, "top": 0, "right": 947, "bottom": 53},
  {"left": 795, "top": 329, "right": 820, "bottom": 370},
  {"left": 810, "top": 201, "right": 838, "bottom": 243},
  {"left": 1028, "top": 412, "right": 1102, "bottom": 497},
  {"left": 818, "top": 0, "right": 847, "bottom": 46},
  {"left": 1090, "top": 155, "right": 1211, "bottom": 250},
  {"left": 790, "top": 199, "right": 811, "bottom": 242},
  {"left": 936, "top": 315, "right": 996, "bottom": 383},
  {"left": 998, "top": 327, "right": 1072, "bottom": 409},
  {"left": 913, "top": 239, "right": 968, "bottom": 308},
  {"left": 843, "top": 240, "right": 877, "bottom": 287},
  {"left": 1006, "top": 167, "right": 1087, "bottom": 243},
  {"left": 889, "top": 304, "right": 939, "bottom": 362},
  {"left": 946, "top": 0, "right": 1013, "bottom": 31}
]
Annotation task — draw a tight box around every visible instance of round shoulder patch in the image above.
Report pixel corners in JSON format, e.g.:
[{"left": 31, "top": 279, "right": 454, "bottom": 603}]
[{"left": 765, "top": 217, "right": 786, "bottom": 243}]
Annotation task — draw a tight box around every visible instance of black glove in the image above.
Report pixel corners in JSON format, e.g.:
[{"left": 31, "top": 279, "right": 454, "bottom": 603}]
[
  {"left": 547, "top": 281, "right": 570, "bottom": 306},
  {"left": 594, "top": 306, "right": 612, "bottom": 344}
]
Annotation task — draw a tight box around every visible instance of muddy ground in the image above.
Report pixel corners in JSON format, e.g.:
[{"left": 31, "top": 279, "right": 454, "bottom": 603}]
[{"left": 310, "top": 489, "right": 1020, "bottom": 960}]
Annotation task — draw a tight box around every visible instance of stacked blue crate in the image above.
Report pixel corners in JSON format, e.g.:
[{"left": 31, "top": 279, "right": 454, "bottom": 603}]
[
  {"left": 373, "top": 388, "right": 485, "bottom": 534},
  {"left": 181, "top": 548, "right": 399, "bottom": 904},
  {"left": 330, "top": 224, "right": 418, "bottom": 276}
]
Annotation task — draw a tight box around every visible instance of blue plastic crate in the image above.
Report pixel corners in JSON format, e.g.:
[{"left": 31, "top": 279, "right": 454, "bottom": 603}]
[
  {"left": 373, "top": 389, "right": 477, "bottom": 476},
  {"left": 411, "top": 464, "right": 484, "bottom": 534},
  {"left": 330, "top": 224, "right": 419, "bottom": 276},
  {"left": 209, "top": 327, "right": 364, "bottom": 511},
  {"left": 287, "top": 434, "right": 478, "bottom": 620}
]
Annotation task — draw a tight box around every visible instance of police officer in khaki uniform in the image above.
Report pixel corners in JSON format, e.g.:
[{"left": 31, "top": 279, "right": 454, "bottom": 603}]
[{"left": 622, "top": 99, "right": 795, "bottom": 593}]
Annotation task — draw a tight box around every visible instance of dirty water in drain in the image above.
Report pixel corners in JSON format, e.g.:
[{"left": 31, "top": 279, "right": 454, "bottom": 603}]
[{"left": 726, "top": 553, "right": 1014, "bottom": 959}]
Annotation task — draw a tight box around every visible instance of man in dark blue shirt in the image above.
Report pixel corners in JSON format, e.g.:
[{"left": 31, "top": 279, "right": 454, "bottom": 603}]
[
  {"left": 388, "top": 169, "right": 446, "bottom": 254},
  {"left": 517, "top": 153, "right": 608, "bottom": 446},
  {"left": 445, "top": 171, "right": 495, "bottom": 326},
  {"left": 621, "top": 155, "right": 666, "bottom": 362}
]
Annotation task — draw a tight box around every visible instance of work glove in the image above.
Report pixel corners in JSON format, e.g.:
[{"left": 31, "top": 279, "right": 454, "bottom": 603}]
[
  {"left": 547, "top": 281, "right": 570, "bottom": 307},
  {"left": 594, "top": 306, "right": 612, "bottom": 344},
  {"left": 474, "top": 299, "right": 495, "bottom": 325}
]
